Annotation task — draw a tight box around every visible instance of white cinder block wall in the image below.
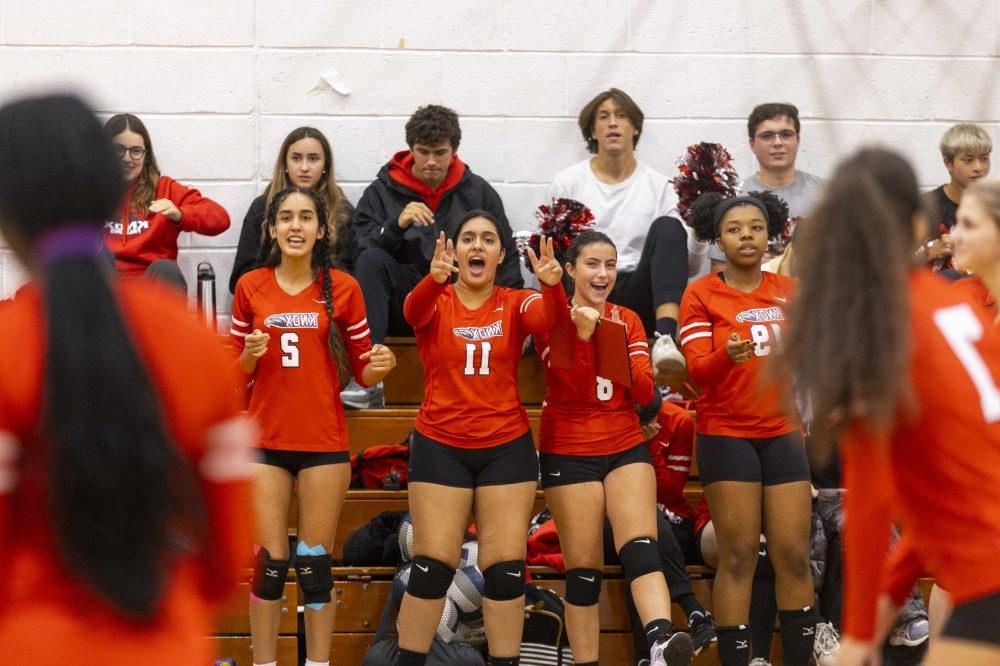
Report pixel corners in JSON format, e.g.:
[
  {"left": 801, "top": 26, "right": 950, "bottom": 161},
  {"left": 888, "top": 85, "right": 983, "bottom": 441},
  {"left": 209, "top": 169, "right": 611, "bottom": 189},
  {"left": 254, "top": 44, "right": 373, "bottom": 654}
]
[{"left": 0, "top": 0, "right": 998, "bottom": 315}]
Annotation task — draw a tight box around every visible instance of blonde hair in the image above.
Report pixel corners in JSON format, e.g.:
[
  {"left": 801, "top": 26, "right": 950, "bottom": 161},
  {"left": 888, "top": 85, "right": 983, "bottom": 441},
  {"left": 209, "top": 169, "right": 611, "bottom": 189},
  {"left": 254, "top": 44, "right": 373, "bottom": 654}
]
[
  {"left": 264, "top": 127, "right": 350, "bottom": 258},
  {"left": 965, "top": 177, "right": 1000, "bottom": 230},
  {"left": 940, "top": 123, "right": 993, "bottom": 161}
]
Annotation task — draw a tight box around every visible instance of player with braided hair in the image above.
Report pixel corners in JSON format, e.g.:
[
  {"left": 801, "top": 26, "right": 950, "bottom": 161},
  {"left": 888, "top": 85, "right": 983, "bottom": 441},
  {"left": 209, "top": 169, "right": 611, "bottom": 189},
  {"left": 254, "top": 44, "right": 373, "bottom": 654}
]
[
  {"left": 232, "top": 187, "right": 396, "bottom": 666},
  {"left": 679, "top": 190, "right": 819, "bottom": 666}
]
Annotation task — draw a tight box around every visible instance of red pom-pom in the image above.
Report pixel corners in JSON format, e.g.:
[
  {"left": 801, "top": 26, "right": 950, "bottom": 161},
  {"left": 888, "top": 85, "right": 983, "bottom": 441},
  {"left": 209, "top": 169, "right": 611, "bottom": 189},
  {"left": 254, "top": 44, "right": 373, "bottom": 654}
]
[
  {"left": 672, "top": 142, "right": 740, "bottom": 224},
  {"left": 517, "top": 197, "right": 595, "bottom": 273}
]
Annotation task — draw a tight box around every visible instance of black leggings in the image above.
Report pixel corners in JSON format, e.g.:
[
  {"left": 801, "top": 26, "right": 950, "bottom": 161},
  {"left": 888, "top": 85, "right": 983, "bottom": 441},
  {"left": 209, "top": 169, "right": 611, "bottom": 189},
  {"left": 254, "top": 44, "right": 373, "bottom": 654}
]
[
  {"left": 353, "top": 245, "right": 425, "bottom": 343},
  {"left": 609, "top": 215, "right": 688, "bottom": 337}
]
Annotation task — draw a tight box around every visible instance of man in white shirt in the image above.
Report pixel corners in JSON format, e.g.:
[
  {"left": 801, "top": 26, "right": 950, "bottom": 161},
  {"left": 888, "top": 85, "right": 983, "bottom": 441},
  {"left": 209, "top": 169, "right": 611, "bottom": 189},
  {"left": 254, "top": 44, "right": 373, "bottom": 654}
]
[
  {"left": 710, "top": 103, "right": 825, "bottom": 272},
  {"left": 546, "top": 88, "right": 692, "bottom": 375}
]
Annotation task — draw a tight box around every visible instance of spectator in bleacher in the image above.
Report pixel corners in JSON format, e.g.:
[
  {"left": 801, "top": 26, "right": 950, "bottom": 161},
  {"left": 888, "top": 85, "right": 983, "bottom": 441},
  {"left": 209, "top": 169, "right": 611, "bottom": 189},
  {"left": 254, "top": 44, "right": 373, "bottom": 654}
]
[
  {"left": 533, "top": 230, "right": 695, "bottom": 666},
  {"left": 709, "top": 103, "right": 825, "bottom": 274},
  {"left": 680, "top": 191, "right": 819, "bottom": 666},
  {"left": 783, "top": 146, "right": 1000, "bottom": 665},
  {"left": 104, "top": 113, "right": 230, "bottom": 292},
  {"left": 228, "top": 126, "right": 355, "bottom": 293},
  {"left": 231, "top": 187, "right": 396, "bottom": 666},
  {"left": 350, "top": 105, "right": 522, "bottom": 408},
  {"left": 546, "top": 88, "right": 695, "bottom": 378},
  {"left": 0, "top": 93, "right": 255, "bottom": 665},
  {"left": 395, "top": 215, "right": 565, "bottom": 666},
  {"left": 920, "top": 123, "right": 993, "bottom": 274}
]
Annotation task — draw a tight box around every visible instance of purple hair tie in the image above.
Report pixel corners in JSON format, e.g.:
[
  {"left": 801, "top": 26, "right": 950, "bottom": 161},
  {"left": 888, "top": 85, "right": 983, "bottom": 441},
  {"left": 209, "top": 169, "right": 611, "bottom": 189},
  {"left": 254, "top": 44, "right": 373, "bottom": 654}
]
[{"left": 35, "top": 223, "right": 105, "bottom": 266}]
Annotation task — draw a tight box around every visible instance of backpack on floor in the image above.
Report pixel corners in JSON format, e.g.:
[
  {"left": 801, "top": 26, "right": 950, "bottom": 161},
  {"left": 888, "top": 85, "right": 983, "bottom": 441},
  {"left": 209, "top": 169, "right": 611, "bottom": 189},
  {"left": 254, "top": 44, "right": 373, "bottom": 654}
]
[
  {"left": 520, "top": 584, "right": 575, "bottom": 665},
  {"left": 341, "top": 510, "right": 406, "bottom": 566},
  {"left": 351, "top": 442, "right": 410, "bottom": 489}
]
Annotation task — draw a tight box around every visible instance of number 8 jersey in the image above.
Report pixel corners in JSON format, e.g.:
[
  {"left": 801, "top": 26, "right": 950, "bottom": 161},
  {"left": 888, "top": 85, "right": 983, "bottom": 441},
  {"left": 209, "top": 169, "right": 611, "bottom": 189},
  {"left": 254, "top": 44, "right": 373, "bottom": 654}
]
[
  {"left": 404, "top": 274, "right": 566, "bottom": 449},
  {"left": 679, "top": 271, "right": 797, "bottom": 438},
  {"left": 230, "top": 266, "right": 372, "bottom": 452}
]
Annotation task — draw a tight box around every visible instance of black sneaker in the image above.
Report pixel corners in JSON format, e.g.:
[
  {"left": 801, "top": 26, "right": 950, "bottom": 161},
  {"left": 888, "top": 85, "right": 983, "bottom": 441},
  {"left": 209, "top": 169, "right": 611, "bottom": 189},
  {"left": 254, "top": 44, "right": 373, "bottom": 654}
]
[{"left": 688, "top": 610, "right": 718, "bottom": 656}]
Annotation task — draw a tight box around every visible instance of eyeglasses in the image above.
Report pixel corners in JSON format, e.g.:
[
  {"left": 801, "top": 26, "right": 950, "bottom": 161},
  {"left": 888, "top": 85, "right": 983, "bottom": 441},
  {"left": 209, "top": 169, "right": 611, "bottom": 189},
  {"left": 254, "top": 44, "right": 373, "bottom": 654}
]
[
  {"left": 754, "top": 130, "right": 797, "bottom": 143},
  {"left": 113, "top": 144, "right": 147, "bottom": 160}
]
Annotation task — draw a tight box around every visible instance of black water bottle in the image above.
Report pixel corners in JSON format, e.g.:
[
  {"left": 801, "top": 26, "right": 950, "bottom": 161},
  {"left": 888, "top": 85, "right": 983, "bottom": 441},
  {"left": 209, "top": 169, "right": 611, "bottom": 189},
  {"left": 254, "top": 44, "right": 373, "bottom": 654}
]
[{"left": 196, "top": 262, "right": 217, "bottom": 330}]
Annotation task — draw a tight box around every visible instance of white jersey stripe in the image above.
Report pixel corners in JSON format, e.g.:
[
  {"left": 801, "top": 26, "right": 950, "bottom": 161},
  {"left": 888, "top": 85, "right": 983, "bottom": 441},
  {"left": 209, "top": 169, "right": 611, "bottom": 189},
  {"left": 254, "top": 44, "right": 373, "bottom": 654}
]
[
  {"left": 678, "top": 321, "right": 711, "bottom": 335},
  {"left": 680, "top": 331, "right": 712, "bottom": 346}
]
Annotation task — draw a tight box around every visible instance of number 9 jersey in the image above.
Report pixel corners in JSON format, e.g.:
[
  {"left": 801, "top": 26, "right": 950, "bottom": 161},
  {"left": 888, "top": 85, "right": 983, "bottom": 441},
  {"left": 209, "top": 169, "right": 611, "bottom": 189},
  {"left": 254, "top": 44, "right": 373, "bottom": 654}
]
[
  {"left": 404, "top": 274, "right": 566, "bottom": 449},
  {"left": 678, "top": 271, "right": 797, "bottom": 438},
  {"left": 230, "top": 266, "right": 373, "bottom": 452}
]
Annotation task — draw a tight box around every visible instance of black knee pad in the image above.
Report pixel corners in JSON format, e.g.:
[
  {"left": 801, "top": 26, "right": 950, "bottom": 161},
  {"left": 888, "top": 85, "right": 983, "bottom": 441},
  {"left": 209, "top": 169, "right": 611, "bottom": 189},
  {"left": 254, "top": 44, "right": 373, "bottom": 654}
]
[
  {"left": 407, "top": 556, "right": 455, "bottom": 600},
  {"left": 565, "top": 568, "right": 603, "bottom": 606},
  {"left": 619, "top": 536, "right": 661, "bottom": 584},
  {"left": 295, "top": 553, "right": 334, "bottom": 605},
  {"left": 251, "top": 547, "right": 290, "bottom": 601},
  {"left": 483, "top": 560, "right": 526, "bottom": 601}
]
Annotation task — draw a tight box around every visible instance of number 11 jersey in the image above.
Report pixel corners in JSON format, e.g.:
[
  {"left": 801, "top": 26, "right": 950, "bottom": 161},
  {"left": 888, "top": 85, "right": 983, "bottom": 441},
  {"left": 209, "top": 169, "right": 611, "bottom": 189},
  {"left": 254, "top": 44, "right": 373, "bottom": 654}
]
[{"left": 405, "top": 275, "right": 565, "bottom": 449}]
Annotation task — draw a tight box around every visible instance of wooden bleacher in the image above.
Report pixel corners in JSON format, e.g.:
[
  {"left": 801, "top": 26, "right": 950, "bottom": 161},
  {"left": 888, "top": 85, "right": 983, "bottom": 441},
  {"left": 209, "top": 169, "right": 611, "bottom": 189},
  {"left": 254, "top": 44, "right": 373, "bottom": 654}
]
[{"left": 211, "top": 337, "right": 917, "bottom": 665}]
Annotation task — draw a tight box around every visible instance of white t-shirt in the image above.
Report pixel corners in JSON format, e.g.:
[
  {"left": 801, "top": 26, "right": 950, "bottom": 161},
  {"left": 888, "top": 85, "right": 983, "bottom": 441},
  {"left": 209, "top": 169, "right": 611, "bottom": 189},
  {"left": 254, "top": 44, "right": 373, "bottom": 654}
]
[{"left": 545, "top": 159, "right": 708, "bottom": 276}]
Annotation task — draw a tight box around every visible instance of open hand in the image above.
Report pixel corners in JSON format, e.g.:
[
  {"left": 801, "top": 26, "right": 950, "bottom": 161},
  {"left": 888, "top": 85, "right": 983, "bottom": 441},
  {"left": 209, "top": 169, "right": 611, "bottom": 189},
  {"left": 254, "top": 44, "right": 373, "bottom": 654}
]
[
  {"left": 430, "top": 232, "right": 459, "bottom": 284},
  {"left": 149, "top": 198, "right": 182, "bottom": 223}
]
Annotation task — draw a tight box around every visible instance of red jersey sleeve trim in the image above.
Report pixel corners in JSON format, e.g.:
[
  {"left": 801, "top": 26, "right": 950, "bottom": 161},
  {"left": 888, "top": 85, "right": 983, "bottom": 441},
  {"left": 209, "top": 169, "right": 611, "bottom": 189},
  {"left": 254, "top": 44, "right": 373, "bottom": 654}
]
[
  {"left": 841, "top": 421, "right": 894, "bottom": 642},
  {"left": 518, "top": 282, "right": 568, "bottom": 334},
  {"left": 404, "top": 274, "right": 447, "bottom": 329}
]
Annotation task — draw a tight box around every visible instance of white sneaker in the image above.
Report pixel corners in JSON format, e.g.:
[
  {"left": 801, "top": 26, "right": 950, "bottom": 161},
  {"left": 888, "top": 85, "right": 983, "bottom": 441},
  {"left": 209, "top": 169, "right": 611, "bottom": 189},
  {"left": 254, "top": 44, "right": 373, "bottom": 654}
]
[
  {"left": 749, "top": 659, "right": 773, "bottom": 666},
  {"left": 888, "top": 617, "right": 929, "bottom": 646},
  {"left": 339, "top": 380, "right": 385, "bottom": 409},
  {"left": 649, "top": 631, "right": 694, "bottom": 666},
  {"left": 812, "top": 621, "right": 841, "bottom": 666},
  {"left": 651, "top": 333, "right": 686, "bottom": 377}
]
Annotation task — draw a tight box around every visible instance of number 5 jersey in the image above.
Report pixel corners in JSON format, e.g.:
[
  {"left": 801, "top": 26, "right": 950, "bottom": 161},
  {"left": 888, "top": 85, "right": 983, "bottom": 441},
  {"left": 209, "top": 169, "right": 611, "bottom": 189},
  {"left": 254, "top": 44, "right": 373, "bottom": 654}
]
[
  {"left": 679, "top": 271, "right": 797, "bottom": 438},
  {"left": 231, "top": 266, "right": 373, "bottom": 452},
  {"left": 404, "top": 275, "right": 566, "bottom": 448}
]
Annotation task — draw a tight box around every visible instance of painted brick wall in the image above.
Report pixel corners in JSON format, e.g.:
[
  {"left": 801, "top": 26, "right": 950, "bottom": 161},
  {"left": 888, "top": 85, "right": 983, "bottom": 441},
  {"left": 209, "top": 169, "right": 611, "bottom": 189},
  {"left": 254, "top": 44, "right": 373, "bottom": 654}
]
[{"left": 1, "top": 0, "right": 997, "bottom": 316}]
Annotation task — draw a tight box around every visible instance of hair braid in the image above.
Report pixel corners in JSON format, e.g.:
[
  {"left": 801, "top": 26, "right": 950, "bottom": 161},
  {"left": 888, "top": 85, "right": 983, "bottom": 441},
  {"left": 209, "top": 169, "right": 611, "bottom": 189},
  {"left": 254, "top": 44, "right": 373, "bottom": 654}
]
[{"left": 320, "top": 255, "right": 352, "bottom": 389}]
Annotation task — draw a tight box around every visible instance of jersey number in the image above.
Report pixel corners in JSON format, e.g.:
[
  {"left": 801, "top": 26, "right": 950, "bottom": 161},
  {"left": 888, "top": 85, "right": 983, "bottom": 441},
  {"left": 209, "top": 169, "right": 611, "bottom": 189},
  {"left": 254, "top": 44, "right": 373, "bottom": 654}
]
[
  {"left": 934, "top": 304, "right": 1000, "bottom": 422},
  {"left": 596, "top": 376, "right": 613, "bottom": 402},
  {"left": 280, "top": 332, "right": 300, "bottom": 368},
  {"left": 464, "top": 341, "right": 492, "bottom": 376},
  {"left": 750, "top": 323, "right": 783, "bottom": 356}
]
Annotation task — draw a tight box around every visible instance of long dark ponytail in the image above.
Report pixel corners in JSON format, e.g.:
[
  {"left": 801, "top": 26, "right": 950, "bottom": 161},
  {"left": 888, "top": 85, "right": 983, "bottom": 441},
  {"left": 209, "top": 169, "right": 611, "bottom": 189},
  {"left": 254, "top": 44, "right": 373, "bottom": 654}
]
[
  {"left": 258, "top": 187, "right": 351, "bottom": 388},
  {"left": 781, "top": 147, "right": 925, "bottom": 443},
  {"left": 0, "top": 94, "right": 189, "bottom": 617}
]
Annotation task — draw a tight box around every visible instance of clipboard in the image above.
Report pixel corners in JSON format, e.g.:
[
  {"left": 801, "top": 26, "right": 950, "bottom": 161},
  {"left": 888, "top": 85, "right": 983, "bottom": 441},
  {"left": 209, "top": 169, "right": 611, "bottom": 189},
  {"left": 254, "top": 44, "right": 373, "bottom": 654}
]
[{"left": 547, "top": 314, "right": 632, "bottom": 387}]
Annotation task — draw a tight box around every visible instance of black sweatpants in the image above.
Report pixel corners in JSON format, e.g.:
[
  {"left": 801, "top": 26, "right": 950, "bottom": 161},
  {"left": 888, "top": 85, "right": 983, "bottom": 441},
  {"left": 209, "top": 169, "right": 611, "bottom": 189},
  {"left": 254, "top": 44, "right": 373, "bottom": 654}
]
[
  {"left": 354, "top": 246, "right": 426, "bottom": 343},
  {"left": 609, "top": 216, "right": 689, "bottom": 337}
]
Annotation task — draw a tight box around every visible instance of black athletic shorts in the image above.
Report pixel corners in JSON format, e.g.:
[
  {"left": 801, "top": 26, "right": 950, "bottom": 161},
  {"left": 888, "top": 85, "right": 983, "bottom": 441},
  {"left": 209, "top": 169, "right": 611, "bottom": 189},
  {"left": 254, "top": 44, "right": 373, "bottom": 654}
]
[
  {"left": 408, "top": 429, "right": 539, "bottom": 488},
  {"left": 260, "top": 448, "right": 350, "bottom": 475},
  {"left": 538, "top": 442, "right": 652, "bottom": 489},
  {"left": 942, "top": 590, "right": 1000, "bottom": 645},
  {"left": 696, "top": 431, "right": 809, "bottom": 486}
]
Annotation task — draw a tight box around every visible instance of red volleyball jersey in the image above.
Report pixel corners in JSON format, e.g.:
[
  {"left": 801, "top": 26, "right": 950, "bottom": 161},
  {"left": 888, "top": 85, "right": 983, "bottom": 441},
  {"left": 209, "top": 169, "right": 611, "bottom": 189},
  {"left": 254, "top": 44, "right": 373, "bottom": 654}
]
[
  {"left": 842, "top": 270, "right": 1000, "bottom": 640},
  {"left": 405, "top": 275, "right": 565, "bottom": 448},
  {"left": 954, "top": 275, "right": 997, "bottom": 318},
  {"left": 0, "top": 281, "right": 253, "bottom": 665},
  {"left": 646, "top": 400, "right": 696, "bottom": 521},
  {"left": 536, "top": 302, "right": 655, "bottom": 456},
  {"left": 231, "top": 267, "right": 372, "bottom": 452},
  {"left": 678, "top": 271, "right": 797, "bottom": 438}
]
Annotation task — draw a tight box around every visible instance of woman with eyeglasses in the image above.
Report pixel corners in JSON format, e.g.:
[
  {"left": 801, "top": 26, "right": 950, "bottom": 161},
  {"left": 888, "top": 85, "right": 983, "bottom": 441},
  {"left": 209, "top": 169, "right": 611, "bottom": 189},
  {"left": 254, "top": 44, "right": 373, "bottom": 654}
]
[{"left": 104, "top": 114, "right": 230, "bottom": 291}]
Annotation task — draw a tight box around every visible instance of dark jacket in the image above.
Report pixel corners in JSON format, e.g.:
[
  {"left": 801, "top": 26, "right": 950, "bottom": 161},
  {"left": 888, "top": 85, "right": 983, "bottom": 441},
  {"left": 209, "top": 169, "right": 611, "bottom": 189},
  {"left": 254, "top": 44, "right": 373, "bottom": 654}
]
[
  {"left": 228, "top": 189, "right": 356, "bottom": 293},
  {"left": 352, "top": 159, "right": 524, "bottom": 289}
]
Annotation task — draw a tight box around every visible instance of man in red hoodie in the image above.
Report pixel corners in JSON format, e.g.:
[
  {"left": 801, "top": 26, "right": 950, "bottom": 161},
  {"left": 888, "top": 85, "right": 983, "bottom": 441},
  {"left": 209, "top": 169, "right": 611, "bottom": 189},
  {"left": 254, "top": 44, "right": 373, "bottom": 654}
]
[{"left": 347, "top": 105, "right": 522, "bottom": 407}]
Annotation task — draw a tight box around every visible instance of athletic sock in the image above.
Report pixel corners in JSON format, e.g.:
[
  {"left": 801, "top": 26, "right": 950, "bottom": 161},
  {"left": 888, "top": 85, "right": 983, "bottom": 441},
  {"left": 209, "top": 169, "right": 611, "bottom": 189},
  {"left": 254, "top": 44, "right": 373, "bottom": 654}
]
[
  {"left": 304, "top": 661, "right": 329, "bottom": 666},
  {"left": 397, "top": 647, "right": 429, "bottom": 666},
  {"left": 644, "top": 618, "right": 673, "bottom": 647},
  {"left": 675, "top": 592, "right": 705, "bottom": 622},
  {"left": 778, "top": 606, "right": 821, "bottom": 666},
  {"left": 715, "top": 624, "right": 752, "bottom": 666},
  {"left": 655, "top": 317, "right": 678, "bottom": 339}
]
